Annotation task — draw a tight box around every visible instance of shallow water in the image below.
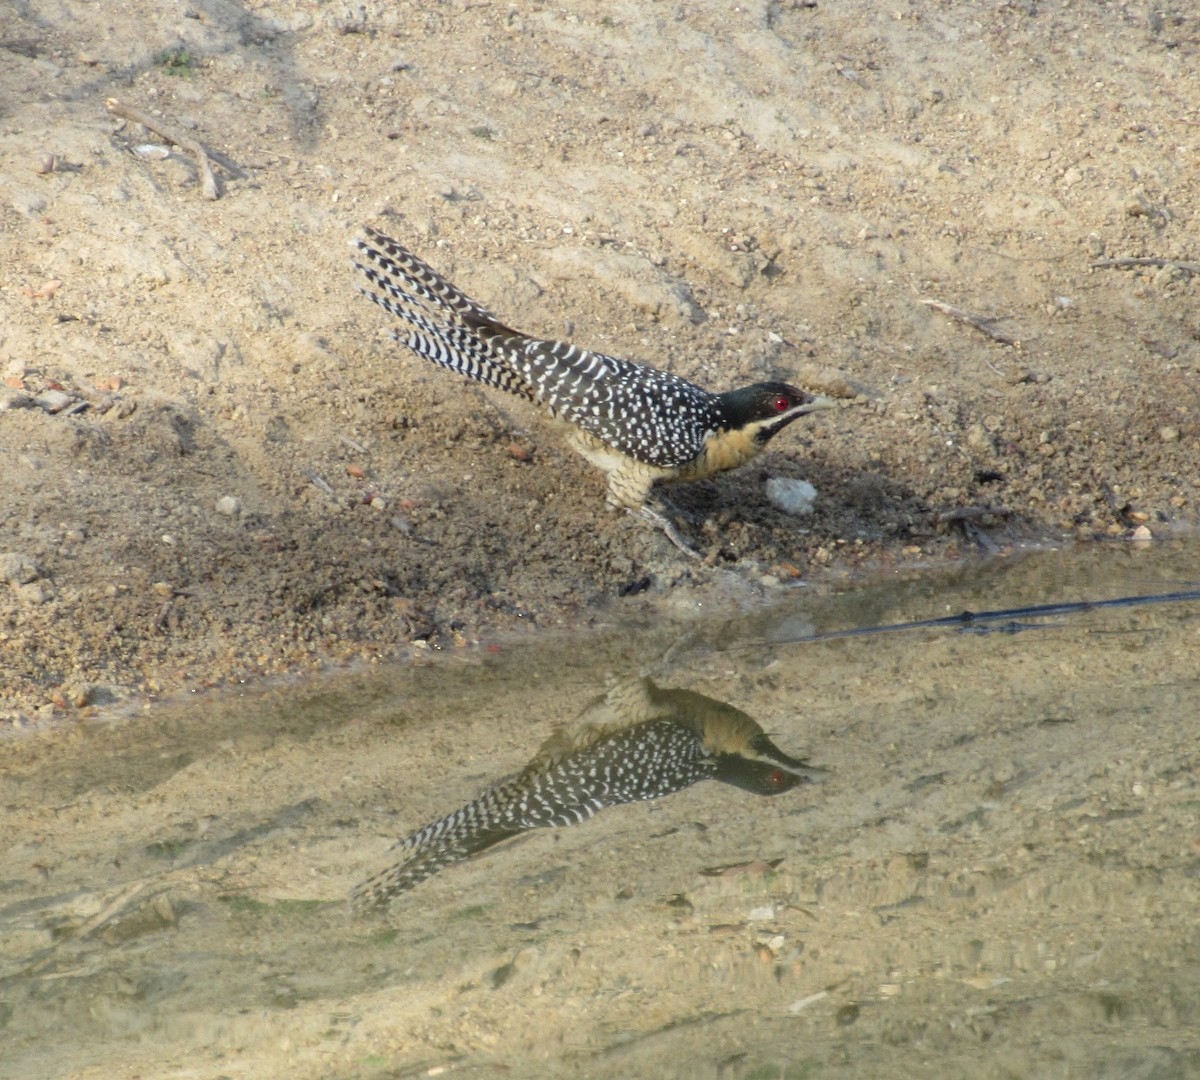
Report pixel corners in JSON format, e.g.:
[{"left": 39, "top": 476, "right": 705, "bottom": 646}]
[{"left": 2, "top": 542, "right": 1199, "bottom": 1079}]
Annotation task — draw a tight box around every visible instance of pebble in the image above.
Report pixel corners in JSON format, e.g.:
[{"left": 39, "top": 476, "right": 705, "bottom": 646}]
[
  {"left": 1125, "top": 192, "right": 1153, "bottom": 217},
  {"left": 1159, "top": 426, "right": 1179, "bottom": 443},
  {"left": 965, "top": 423, "right": 995, "bottom": 454},
  {"left": 766, "top": 477, "right": 818, "bottom": 516},
  {"left": 64, "top": 683, "right": 96, "bottom": 708},
  {"left": 0, "top": 552, "right": 42, "bottom": 585},
  {"left": 216, "top": 495, "right": 242, "bottom": 517},
  {"left": 34, "top": 389, "right": 74, "bottom": 414}
]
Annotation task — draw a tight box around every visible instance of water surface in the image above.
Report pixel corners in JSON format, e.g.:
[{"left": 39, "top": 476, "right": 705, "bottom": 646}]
[{"left": 2, "top": 542, "right": 1198, "bottom": 1078}]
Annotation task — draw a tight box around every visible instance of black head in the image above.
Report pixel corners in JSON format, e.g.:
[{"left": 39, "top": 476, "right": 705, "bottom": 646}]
[
  {"left": 713, "top": 732, "right": 827, "bottom": 796},
  {"left": 718, "top": 382, "right": 835, "bottom": 444}
]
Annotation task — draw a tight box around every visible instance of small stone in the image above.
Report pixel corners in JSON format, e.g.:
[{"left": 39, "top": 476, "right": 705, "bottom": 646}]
[
  {"left": 0, "top": 553, "right": 41, "bottom": 585},
  {"left": 766, "top": 477, "right": 818, "bottom": 516},
  {"left": 0, "top": 388, "right": 33, "bottom": 411},
  {"left": 1131, "top": 525, "right": 1153, "bottom": 542},
  {"left": 34, "top": 389, "right": 73, "bottom": 414},
  {"left": 65, "top": 683, "right": 95, "bottom": 708},
  {"left": 1159, "top": 426, "right": 1179, "bottom": 443},
  {"left": 1125, "top": 192, "right": 1153, "bottom": 217},
  {"left": 965, "top": 423, "right": 994, "bottom": 453},
  {"left": 216, "top": 495, "right": 242, "bottom": 517}
]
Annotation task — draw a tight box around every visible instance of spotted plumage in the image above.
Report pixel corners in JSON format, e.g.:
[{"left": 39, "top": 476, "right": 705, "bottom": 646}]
[
  {"left": 351, "top": 678, "right": 822, "bottom": 908},
  {"left": 353, "top": 226, "right": 835, "bottom": 512}
]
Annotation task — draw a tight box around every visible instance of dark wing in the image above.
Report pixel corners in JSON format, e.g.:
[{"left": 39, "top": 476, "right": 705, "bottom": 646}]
[{"left": 479, "top": 334, "right": 722, "bottom": 469}]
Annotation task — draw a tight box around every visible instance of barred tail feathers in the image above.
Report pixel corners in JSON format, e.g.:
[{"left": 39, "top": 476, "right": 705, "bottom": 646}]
[
  {"left": 353, "top": 229, "right": 542, "bottom": 399},
  {"left": 351, "top": 827, "right": 520, "bottom": 909},
  {"left": 358, "top": 226, "right": 507, "bottom": 330}
]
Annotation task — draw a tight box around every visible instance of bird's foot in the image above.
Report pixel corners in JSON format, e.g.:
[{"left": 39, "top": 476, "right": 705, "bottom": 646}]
[{"left": 637, "top": 504, "right": 702, "bottom": 559}]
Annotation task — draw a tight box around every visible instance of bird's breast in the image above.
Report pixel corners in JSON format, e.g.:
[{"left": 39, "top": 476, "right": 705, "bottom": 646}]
[{"left": 678, "top": 425, "right": 762, "bottom": 480}]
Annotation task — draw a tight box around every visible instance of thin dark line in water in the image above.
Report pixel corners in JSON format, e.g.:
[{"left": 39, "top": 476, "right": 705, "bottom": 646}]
[{"left": 751, "top": 588, "right": 1200, "bottom": 647}]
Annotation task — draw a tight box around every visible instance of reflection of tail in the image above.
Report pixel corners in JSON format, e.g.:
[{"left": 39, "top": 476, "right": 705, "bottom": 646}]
[
  {"left": 351, "top": 769, "right": 543, "bottom": 908},
  {"left": 352, "top": 679, "right": 821, "bottom": 909}
]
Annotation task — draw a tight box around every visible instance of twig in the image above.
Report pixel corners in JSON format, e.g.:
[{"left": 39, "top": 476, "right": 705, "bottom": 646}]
[
  {"left": 77, "top": 882, "right": 148, "bottom": 939},
  {"left": 105, "top": 98, "right": 246, "bottom": 199},
  {"left": 304, "top": 468, "right": 337, "bottom": 498},
  {"left": 920, "top": 298, "right": 1020, "bottom": 347},
  {"left": 1090, "top": 256, "right": 1200, "bottom": 274}
]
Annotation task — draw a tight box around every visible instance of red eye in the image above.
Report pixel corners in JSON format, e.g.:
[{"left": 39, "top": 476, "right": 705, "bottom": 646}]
[
  {"left": 773, "top": 395, "right": 791, "bottom": 413},
  {"left": 769, "top": 769, "right": 787, "bottom": 786}
]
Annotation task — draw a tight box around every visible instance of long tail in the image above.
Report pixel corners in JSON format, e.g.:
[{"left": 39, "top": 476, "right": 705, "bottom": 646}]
[
  {"left": 350, "top": 774, "right": 531, "bottom": 909},
  {"left": 353, "top": 227, "right": 534, "bottom": 399},
  {"left": 351, "top": 824, "right": 519, "bottom": 909},
  {"left": 357, "top": 226, "right": 505, "bottom": 327}
]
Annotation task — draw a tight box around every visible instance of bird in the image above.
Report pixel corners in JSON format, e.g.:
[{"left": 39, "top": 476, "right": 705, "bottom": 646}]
[
  {"left": 351, "top": 676, "right": 823, "bottom": 908},
  {"left": 352, "top": 226, "right": 836, "bottom": 544}
]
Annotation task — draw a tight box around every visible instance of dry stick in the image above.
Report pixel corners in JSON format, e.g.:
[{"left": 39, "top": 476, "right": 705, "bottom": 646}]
[
  {"left": 920, "top": 298, "right": 1020, "bottom": 348},
  {"left": 105, "top": 98, "right": 246, "bottom": 200},
  {"left": 304, "top": 468, "right": 337, "bottom": 499},
  {"left": 1091, "top": 256, "right": 1200, "bottom": 274}
]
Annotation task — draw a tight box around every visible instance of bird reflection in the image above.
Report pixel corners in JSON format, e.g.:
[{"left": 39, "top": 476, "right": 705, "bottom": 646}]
[{"left": 352, "top": 677, "right": 822, "bottom": 909}]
